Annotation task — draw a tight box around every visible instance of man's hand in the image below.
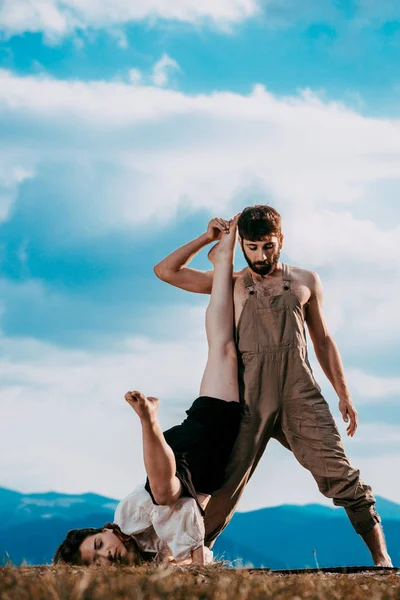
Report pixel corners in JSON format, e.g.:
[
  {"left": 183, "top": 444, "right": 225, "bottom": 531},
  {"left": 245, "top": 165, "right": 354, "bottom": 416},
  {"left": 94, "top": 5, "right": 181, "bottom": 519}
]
[
  {"left": 338, "top": 397, "right": 358, "bottom": 437},
  {"left": 205, "top": 217, "right": 230, "bottom": 243}
]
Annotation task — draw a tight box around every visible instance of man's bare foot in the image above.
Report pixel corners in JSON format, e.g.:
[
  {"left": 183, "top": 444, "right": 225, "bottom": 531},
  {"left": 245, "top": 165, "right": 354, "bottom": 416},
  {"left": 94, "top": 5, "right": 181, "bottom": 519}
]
[
  {"left": 207, "top": 214, "right": 239, "bottom": 265},
  {"left": 374, "top": 555, "right": 393, "bottom": 568},
  {"left": 124, "top": 390, "right": 159, "bottom": 422}
]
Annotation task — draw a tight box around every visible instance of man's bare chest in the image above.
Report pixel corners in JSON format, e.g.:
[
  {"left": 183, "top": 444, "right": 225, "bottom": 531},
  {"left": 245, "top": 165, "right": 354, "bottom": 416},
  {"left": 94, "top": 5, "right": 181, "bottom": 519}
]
[{"left": 233, "top": 270, "right": 311, "bottom": 327}]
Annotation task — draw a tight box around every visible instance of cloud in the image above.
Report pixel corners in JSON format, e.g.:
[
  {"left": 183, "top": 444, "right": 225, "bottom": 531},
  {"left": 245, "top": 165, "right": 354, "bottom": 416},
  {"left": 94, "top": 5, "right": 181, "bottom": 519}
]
[
  {"left": 0, "top": 325, "right": 207, "bottom": 497},
  {"left": 0, "top": 0, "right": 260, "bottom": 40},
  {"left": 346, "top": 370, "right": 400, "bottom": 400},
  {"left": 152, "top": 54, "right": 180, "bottom": 87},
  {"left": 128, "top": 68, "right": 142, "bottom": 85},
  {"left": 1, "top": 70, "right": 400, "bottom": 221},
  {"left": 0, "top": 69, "right": 399, "bottom": 502},
  {"left": 127, "top": 54, "right": 180, "bottom": 88},
  {"left": 0, "top": 165, "right": 34, "bottom": 221},
  {"left": 2, "top": 327, "right": 399, "bottom": 505},
  {"left": 239, "top": 439, "right": 400, "bottom": 511},
  {"left": 1, "top": 0, "right": 399, "bottom": 45},
  {"left": 1, "top": 69, "right": 400, "bottom": 353},
  {"left": 311, "top": 362, "right": 400, "bottom": 404}
]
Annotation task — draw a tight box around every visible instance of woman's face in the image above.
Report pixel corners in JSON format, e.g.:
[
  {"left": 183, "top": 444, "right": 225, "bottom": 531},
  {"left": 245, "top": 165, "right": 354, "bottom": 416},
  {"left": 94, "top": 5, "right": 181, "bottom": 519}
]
[{"left": 79, "top": 528, "right": 129, "bottom": 566}]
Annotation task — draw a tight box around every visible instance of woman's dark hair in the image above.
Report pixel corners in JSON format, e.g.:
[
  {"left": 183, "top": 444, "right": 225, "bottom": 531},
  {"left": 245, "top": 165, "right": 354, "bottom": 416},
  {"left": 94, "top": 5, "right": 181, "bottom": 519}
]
[
  {"left": 53, "top": 522, "right": 148, "bottom": 566},
  {"left": 238, "top": 205, "right": 282, "bottom": 241}
]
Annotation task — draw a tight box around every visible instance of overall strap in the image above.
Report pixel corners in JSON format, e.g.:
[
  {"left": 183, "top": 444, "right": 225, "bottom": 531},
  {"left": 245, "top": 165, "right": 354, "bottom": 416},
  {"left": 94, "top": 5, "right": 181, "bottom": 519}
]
[
  {"left": 243, "top": 267, "right": 256, "bottom": 295},
  {"left": 282, "top": 264, "right": 292, "bottom": 291}
]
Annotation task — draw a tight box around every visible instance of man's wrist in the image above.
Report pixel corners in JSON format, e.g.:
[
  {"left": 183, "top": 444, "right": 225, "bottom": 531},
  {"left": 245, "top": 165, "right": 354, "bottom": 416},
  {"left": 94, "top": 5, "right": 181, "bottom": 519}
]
[
  {"left": 339, "top": 395, "right": 352, "bottom": 403},
  {"left": 200, "top": 231, "right": 213, "bottom": 245}
]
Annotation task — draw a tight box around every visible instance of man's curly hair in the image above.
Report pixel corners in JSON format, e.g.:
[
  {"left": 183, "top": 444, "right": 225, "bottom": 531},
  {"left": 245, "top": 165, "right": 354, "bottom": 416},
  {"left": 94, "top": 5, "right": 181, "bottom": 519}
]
[
  {"left": 53, "top": 522, "right": 147, "bottom": 566},
  {"left": 238, "top": 205, "right": 282, "bottom": 241}
]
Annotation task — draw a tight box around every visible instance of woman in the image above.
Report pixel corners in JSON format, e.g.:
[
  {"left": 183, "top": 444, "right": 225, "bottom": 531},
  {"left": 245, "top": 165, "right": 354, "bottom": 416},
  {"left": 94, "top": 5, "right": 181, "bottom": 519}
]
[{"left": 53, "top": 215, "right": 241, "bottom": 566}]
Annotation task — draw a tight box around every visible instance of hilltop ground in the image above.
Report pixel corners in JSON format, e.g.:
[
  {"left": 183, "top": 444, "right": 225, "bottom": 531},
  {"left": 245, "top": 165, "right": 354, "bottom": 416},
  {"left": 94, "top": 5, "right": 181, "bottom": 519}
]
[{"left": 0, "top": 565, "right": 399, "bottom": 600}]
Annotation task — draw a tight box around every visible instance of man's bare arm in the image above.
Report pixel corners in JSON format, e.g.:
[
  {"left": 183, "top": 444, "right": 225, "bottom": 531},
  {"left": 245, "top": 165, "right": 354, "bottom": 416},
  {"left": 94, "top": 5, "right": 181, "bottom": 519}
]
[
  {"left": 154, "top": 218, "right": 234, "bottom": 294},
  {"left": 305, "top": 271, "right": 358, "bottom": 437}
]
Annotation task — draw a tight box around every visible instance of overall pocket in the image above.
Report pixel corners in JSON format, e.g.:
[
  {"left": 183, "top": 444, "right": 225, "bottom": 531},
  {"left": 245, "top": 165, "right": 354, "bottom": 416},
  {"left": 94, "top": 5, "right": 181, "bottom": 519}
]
[{"left": 257, "top": 300, "right": 293, "bottom": 348}]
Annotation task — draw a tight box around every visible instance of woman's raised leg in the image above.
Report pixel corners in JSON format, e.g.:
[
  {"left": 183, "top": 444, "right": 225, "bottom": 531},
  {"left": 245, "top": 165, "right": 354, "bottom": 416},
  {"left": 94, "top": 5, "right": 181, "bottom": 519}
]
[
  {"left": 124, "top": 391, "right": 182, "bottom": 505},
  {"left": 199, "top": 215, "right": 240, "bottom": 402}
]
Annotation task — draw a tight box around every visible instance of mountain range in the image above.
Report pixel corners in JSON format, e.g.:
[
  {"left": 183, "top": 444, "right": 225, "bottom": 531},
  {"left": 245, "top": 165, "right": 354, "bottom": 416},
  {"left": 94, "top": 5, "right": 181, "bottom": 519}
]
[{"left": 0, "top": 487, "right": 399, "bottom": 568}]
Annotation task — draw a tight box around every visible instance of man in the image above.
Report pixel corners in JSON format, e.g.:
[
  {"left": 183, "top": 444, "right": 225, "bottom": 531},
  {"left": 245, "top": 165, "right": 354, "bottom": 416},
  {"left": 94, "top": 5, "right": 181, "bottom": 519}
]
[{"left": 154, "top": 205, "right": 392, "bottom": 567}]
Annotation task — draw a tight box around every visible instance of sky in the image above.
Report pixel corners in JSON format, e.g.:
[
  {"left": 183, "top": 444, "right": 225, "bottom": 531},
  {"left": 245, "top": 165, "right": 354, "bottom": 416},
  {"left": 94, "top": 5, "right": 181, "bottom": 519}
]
[{"left": 0, "top": 0, "right": 400, "bottom": 512}]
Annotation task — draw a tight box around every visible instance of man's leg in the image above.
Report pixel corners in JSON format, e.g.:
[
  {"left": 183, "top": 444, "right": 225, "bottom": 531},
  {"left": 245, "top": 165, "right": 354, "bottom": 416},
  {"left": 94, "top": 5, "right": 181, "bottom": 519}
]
[
  {"left": 124, "top": 391, "right": 182, "bottom": 505},
  {"left": 281, "top": 395, "right": 393, "bottom": 567},
  {"left": 361, "top": 524, "right": 392, "bottom": 567},
  {"left": 199, "top": 215, "right": 239, "bottom": 403}
]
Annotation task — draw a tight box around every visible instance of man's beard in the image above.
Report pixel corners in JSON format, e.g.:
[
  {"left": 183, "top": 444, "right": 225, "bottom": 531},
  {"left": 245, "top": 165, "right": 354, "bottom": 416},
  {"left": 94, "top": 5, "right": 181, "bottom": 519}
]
[{"left": 243, "top": 248, "right": 280, "bottom": 276}]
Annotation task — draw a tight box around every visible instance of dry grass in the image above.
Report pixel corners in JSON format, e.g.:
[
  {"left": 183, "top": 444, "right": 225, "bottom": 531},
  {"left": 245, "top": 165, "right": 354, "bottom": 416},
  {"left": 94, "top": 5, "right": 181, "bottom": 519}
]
[{"left": 0, "top": 564, "right": 399, "bottom": 600}]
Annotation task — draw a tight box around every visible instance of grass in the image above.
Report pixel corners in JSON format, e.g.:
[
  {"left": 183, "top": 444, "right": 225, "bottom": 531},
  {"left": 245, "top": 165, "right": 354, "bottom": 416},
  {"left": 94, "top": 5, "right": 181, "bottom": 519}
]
[{"left": 0, "top": 564, "right": 399, "bottom": 600}]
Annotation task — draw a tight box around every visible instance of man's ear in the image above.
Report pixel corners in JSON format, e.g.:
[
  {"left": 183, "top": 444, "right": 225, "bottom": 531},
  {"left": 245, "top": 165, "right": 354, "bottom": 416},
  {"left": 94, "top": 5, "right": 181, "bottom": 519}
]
[
  {"left": 238, "top": 236, "right": 243, "bottom": 249},
  {"left": 279, "top": 233, "right": 284, "bottom": 249}
]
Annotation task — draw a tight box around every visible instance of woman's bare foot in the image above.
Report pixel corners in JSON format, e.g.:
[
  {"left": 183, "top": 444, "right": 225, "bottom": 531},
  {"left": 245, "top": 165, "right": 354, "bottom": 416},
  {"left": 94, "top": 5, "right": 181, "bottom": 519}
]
[
  {"left": 124, "top": 390, "right": 159, "bottom": 422},
  {"left": 207, "top": 214, "right": 240, "bottom": 265}
]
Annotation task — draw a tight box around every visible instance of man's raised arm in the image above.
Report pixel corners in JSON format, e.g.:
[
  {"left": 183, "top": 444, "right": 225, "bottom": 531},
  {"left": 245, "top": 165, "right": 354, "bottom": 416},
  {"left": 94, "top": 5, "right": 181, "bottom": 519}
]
[{"left": 154, "top": 218, "right": 230, "bottom": 294}]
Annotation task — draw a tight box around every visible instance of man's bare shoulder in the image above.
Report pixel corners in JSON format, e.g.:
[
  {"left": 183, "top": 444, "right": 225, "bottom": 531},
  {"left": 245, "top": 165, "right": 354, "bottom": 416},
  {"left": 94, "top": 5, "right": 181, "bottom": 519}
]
[
  {"left": 233, "top": 267, "right": 246, "bottom": 280},
  {"left": 290, "top": 266, "right": 321, "bottom": 291}
]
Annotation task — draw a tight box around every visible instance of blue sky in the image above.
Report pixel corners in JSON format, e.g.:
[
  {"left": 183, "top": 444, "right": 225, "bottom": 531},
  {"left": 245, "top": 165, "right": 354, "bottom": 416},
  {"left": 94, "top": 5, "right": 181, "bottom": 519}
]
[
  {"left": 2, "top": 2, "right": 400, "bottom": 114},
  {"left": 1, "top": 0, "right": 400, "bottom": 509}
]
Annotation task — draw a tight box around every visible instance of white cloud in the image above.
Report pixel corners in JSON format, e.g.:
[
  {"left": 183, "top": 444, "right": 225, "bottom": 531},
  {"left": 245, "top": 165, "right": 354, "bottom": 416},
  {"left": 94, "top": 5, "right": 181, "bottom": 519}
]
[
  {"left": 0, "top": 0, "right": 72, "bottom": 41},
  {"left": 0, "top": 0, "right": 259, "bottom": 40},
  {"left": 238, "top": 438, "right": 400, "bottom": 511},
  {"left": 1, "top": 70, "right": 400, "bottom": 224},
  {"left": 128, "top": 68, "right": 142, "bottom": 85},
  {"left": 1, "top": 0, "right": 399, "bottom": 42},
  {"left": 2, "top": 325, "right": 399, "bottom": 506},
  {"left": 284, "top": 209, "right": 400, "bottom": 269},
  {"left": 0, "top": 164, "right": 35, "bottom": 221},
  {"left": 152, "top": 53, "right": 180, "bottom": 87},
  {"left": 127, "top": 54, "right": 180, "bottom": 87},
  {"left": 346, "top": 370, "right": 400, "bottom": 400},
  {"left": 0, "top": 70, "right": 399, "bottom": 502},
  {"left": 311, "top": 362, "right": 400, "bottom": 403},
  {"left": 112, "top": 29, "right": 129, "bottom": 49},
  {"left": 1, "top": 70, "right": 400, "bottom": 350},
  {"left": 0, "top": 314, "right": 208, "bottom": 497},
  {"left": 305, "top": 269, "right": 400, "bottom": 351}
]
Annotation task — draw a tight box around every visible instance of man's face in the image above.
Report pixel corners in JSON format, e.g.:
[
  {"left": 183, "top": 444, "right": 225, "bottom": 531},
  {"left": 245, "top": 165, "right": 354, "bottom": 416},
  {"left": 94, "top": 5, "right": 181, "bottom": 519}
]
[
  {"left": 79, "top": 528, "right": 130, "bottom": 566},
  {"left": 240, "top": 234, "right": 283, "bottom": 276}
]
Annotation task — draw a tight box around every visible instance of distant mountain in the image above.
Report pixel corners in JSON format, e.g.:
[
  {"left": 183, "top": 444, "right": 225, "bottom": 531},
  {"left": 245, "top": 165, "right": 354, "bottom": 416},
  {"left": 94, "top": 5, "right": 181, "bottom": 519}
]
[
  {"left": 218, "top": 506, "right": 400, "bottom": 569},
  {"left": 0, "top": 487, "right": 118, "bottom": 530},
  {"left": 0, "top": 487, "right": 399, "bottom": 568}
]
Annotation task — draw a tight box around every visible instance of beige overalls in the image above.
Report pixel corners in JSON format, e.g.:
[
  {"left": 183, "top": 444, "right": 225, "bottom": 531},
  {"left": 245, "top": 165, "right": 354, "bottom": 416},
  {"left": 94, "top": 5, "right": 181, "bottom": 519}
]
[{"left": 204, "top": 264, "right": 380, "bottom": 546}]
